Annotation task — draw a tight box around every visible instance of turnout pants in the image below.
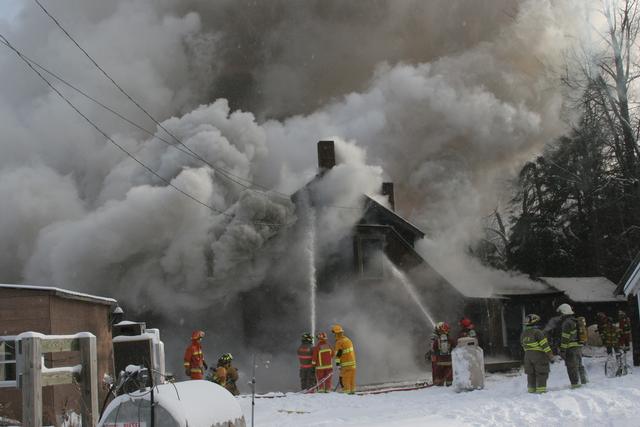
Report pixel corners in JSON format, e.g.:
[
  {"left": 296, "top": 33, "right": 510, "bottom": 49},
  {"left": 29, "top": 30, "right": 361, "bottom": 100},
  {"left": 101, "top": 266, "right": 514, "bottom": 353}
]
[
  {"left": 300, "top": 368, "right": 316, "bottom": 391},
  {"left": 432, "top": 354, "right": 453, "bottom": 386},
  {"left": 340, "top": 367, "right": 356, "bottom": 394},
  {"left": 564, "top": 347, "right": 587, "bottom": 387},
  {"left": 523, "top": 351, "right": 550, "bottom": 393},
  {"left": 315, "top": 368, "right": 333, "bottom": 392}
]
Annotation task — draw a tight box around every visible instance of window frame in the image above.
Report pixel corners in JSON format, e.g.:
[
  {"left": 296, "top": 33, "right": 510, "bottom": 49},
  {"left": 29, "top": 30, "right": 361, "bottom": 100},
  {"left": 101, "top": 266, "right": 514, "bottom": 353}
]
[{"left": 0, "top": 335, "right": 18, "bottom": 388}]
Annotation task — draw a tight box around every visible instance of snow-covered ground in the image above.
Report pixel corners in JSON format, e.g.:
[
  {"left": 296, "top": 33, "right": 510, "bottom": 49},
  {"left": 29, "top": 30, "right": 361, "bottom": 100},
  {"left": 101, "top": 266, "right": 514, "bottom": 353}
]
[{"left": 239, "top": 356, "right": 640, "bottom": 426}]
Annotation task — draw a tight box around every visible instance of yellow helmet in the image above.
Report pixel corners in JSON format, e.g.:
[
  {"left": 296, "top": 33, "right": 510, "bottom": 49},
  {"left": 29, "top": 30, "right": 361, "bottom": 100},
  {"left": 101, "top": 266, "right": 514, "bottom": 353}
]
[{"left": 331, "top": 324, "right": 344, "bottom": 334}]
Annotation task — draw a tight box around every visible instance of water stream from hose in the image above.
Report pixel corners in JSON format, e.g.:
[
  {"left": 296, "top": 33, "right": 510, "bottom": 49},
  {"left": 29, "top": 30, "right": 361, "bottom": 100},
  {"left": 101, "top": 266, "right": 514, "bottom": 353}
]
[
  {"left": 385, "top": 257, "right": 436, "bottom": 328},
  {"left": 307, "top": 206, "right": 317, "bottom": 337}
]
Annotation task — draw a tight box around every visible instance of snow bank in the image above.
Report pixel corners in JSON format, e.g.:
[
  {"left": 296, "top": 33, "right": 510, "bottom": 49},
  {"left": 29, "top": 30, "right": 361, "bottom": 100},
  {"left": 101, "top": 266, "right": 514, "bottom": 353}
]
[{"left": 239, "top": 357, "right": 640, "bottom": 426}]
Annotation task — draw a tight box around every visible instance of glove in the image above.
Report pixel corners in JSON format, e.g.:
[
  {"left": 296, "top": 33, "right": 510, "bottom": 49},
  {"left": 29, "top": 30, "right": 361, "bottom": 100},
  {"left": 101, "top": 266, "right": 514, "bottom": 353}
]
[
  {"left": 548, "top": 355, "right": 555, "bottom": 364},
  {"left": 185, "top": 368, "right": 191, "bottom": 377},
  {"left": 203, "top": 361, "right": 208, "bottom": 370}
]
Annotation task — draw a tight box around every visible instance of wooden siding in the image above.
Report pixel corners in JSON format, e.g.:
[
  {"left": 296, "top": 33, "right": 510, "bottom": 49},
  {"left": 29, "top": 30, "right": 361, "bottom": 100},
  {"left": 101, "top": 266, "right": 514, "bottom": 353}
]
[{"left": 0, "top": 289, "right": 114, "bottom": 425}]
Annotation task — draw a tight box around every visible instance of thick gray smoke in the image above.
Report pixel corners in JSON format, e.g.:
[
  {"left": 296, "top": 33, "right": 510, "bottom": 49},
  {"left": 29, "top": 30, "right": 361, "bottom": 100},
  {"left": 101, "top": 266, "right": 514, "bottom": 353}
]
[{"left": 0, "top": 0, "right": 598, "bottom": 389}]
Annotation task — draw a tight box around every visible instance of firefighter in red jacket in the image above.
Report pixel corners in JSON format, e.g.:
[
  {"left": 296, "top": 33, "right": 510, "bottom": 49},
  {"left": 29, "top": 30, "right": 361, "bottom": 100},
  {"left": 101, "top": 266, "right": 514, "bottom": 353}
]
[
  {"left": 618, "top": 310, "right": 632, "bottom": 350},
  {"left": 184, "top": 330, "right": 207, "bottom": 380},
  {"left": 312, "top": 332, "right": 333, "bottom": 392},
  {"left": 429, "top": 322, "right": 455, "bottom": 386},
  {"left": 298, "top": 332, "right": 316, "bottom": 390}
]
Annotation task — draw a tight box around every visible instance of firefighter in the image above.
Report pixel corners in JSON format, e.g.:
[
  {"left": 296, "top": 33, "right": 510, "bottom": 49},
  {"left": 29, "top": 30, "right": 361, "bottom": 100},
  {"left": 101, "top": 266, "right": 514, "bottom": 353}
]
[
  {"left": 211, "top": 354, "right": 228, "bottom": 389},
  {"left": 521, "top": 314, "right": 553, "bottom": 393},
  {"left": 183, "top": 330, "right": 207, "bottom": 380},
  {"left": 558, "top": 304, "right": 587, "bottom": 388},
  {"left": 601, "top": 316, "right": 621, "bottom": 355},
  {"left": 458, "top": 317, "right": 478, "bottom": 341},
  {"left": 618, "top": 310, "right": 632, "bottom": 351},
  {"left": 332, "top": 324, "right": 357, "bottom": 394},
  {"left": 429, "top": 321, "right": 454, "bottom": 386},
  {"left": 312, "top": 331, "right": 333, "bottom": 392},
  {"left": 298, "top": 332, "right": 316, "bottom": 391},
  {"left": 216, "top": 353, "right": 239, "bottom": 395}
]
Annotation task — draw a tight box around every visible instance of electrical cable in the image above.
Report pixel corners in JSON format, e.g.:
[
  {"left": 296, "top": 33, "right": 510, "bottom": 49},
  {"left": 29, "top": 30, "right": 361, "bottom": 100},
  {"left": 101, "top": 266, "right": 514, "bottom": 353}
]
[
  {"left": 32, "top": 0, "right": 364, "bottom": 212},
  {"left": 33, "top": 0, "right": 294, "bottom": 200},
  {"left": 0, "top": 37, "right": 362, "bottom": 213},
  {"left": 0, "top": 38, "right": 293, "bottom": 206},
  {"left": 0, "top": 34, "right": 290, "bottom": 228}
]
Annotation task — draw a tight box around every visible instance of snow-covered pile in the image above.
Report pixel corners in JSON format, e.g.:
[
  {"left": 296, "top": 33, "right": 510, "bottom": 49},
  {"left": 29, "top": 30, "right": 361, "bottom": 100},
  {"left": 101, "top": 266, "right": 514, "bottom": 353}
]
[
  {"left": 239, "top": 357, "right": 640, "bottom": 426},
  {"left": 100, "top": 380, "right": 245, "bottom": 427}
]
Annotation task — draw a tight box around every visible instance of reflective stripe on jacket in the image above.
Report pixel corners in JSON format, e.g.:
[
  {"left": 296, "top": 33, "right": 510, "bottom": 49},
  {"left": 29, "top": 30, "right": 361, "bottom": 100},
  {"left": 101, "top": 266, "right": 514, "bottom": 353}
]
[
  {"left": 601, "top": 323, "right": 621, "bottom": 347},
  {"left": 560, "top": 317, "right": 582, "bottom": 350},
  {"left": 521, "top": 326, "right": 552, "bottom": 353},
  {"left": 183, "top": 341, "right": 205, "bottom": 371},
  {"left": 313, "top": 342, "right": 333, "bottom": 369},
  {"left": 298, "top": 343, "right": 314, "bottom": 369},
  {"left": 334, "top": 335, "right": 356, "bottom": 369}
]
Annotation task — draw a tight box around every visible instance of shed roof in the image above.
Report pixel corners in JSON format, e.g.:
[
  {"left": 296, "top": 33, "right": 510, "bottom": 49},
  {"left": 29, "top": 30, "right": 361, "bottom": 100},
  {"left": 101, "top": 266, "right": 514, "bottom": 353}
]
[
  {"left": 0, "top": 284, "right": 117, "bottom": 306},
  {"left": 540, "top": 277, "right": 622, "bottom": 303}
]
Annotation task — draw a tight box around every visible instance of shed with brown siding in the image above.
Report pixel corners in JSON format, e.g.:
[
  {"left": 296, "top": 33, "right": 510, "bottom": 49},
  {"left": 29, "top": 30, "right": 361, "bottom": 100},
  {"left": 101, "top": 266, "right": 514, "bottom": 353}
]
[{"left": 0, "top": 284, "right": 116, "bottom": 426}]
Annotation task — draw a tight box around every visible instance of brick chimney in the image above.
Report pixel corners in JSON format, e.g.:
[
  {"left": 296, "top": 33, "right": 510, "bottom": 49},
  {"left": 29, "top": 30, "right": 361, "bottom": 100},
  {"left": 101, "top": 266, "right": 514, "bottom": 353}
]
[
  {"left": 382, "top": 182, "right": 395, "bottom": 211},
  {"left": 317, "top": 140, "right": 336, "bottom": 171}
]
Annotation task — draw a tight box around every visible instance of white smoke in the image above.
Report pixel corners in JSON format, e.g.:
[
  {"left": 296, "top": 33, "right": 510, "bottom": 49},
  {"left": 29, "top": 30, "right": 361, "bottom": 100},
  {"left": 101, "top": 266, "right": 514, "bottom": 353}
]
[{"left": 0, "top": 0, "right": 601, "bottom": 388}]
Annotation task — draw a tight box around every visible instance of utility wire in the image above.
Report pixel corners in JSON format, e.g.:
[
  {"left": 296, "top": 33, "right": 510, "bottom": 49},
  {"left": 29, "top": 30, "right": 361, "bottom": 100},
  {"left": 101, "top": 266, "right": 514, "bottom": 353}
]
[
  {"left": 33, "top": 0, "right": 292, "bottom": 200},
  {"left": 0, "top": 34, "right": 289, "bottom": 227},
  {"left": 0, "top": 37, "right": 290, "bottom": 203},
  {"left": 0, "top": 38, "right": 361, "bottom": 213},
  {"left": 33, "top": 0, "right": 362, "bottom": 212}
]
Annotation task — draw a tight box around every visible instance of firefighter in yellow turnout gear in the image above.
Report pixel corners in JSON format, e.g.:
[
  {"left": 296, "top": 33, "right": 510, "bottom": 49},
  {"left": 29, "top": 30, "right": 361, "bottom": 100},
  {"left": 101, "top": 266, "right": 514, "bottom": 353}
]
[
  {"left": 558, "top": 304, "right": 588, "bottom": 388},
  {"left": 521, "top": 314, "right": 553, "bottom": 393},
  {"left": 332, "top": 324, "right": 356, "bottom": 394}
]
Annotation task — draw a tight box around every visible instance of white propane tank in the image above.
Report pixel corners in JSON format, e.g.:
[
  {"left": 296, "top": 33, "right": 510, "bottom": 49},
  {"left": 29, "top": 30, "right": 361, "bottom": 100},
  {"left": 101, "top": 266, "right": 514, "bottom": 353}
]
[{"left": 452, "top": 337, "right": 485, "bottom": 392}]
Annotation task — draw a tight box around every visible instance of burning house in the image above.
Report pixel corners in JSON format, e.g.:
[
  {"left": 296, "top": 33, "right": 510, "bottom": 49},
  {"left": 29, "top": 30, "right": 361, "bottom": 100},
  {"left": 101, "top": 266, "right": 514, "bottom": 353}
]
[{"left": 239, "top": 141, "right": 633, "bottom": 386}]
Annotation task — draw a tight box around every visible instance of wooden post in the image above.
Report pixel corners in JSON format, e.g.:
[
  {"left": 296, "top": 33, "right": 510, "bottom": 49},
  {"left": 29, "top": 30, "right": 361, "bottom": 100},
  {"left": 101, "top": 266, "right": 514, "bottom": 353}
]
[
  {"left": 21, "top": 336, "right": 43, "bottom": 427},
  {"left": 79, "top": 335, "right": 99, "bottom": 426}
]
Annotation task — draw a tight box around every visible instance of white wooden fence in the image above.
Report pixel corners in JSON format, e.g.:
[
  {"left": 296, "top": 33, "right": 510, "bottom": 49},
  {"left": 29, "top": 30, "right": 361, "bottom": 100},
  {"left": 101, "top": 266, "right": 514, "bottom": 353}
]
[{"left": 17, "top": 333, "right": 98, "bottom": 427}]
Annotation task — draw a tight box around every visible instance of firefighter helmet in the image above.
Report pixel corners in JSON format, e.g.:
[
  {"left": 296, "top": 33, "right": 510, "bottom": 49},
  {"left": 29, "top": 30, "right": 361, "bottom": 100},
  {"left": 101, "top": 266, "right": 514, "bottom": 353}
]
[
  {"left": 218, "top": 353, "right": 233, "bottom": 365},
  {"left": 557, "top": 303, "right": 574, "bottom": 315},
  {"left": 331, "top": 324, "right": 344, "bottom": 334},
  {"left": 316, "top": 332, "right": 328, "bottom": 341},
  {"left": 191, "top": 330, "right": 205, "bottom": 340},
  {"left": 301, "top": 332, "right": 313, "bottom": 343},
  {"left": 436, "top": 322, "right": 450, "bottom": 333},
  {"left": 524, "top": 314, "right": 541, "bottom": 326}
]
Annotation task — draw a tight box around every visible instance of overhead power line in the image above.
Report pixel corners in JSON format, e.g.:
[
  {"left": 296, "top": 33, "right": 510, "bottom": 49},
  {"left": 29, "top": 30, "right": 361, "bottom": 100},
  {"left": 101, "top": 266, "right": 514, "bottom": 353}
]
[
  {"left": 0, "top": 34, "right": 290, "bottom": 228},
  {"left": 32, "top": 0, "right": 364, "bottom": 212},
  {"left": 0, "top": 38, "right": 291, "bottom": 204},
  {"left": 33, "top": 0, "right": 294, "bottom": 202}
]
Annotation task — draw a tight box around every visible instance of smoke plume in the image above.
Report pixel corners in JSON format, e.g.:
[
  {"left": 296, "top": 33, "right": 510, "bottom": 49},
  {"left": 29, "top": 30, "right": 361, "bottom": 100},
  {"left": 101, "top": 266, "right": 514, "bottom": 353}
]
[{"left": 0, "top": 0, "right": 599, "bottom": 389}]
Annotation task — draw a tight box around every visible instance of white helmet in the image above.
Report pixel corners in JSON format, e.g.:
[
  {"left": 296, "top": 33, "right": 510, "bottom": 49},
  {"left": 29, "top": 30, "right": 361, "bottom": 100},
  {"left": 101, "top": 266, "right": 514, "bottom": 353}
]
[{"left": 557, "top": 303, "right": 574, "bottom": 315}]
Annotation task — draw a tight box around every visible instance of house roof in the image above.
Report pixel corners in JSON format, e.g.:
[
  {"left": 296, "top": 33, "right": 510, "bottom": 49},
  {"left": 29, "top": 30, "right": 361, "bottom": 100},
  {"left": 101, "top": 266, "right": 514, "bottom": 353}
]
[
  {"left": 0, "top": 284, "right": 117, "bottom": 306},
  {"left": 362, "top": 197, "right": 425, "bottom": 239},
  {"left": 615, "top": 251, "right": 640, "bottom": 297},
  {"left": 540, "top": 277, "right": 622, "bottom": 303}
]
